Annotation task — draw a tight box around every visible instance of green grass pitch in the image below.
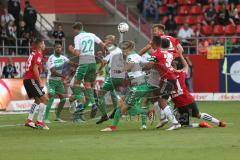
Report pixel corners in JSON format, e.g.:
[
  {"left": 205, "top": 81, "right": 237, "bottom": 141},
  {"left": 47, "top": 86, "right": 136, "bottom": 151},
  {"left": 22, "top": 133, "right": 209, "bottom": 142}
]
[{"left": 0, "top": 101, "right": 240, "bottom": 160}]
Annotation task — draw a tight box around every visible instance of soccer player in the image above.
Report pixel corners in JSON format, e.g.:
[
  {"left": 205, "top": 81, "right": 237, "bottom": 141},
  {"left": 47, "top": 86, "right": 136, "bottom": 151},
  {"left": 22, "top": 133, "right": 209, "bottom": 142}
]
[
  {"left": 24, "top": 39, "right": 49, "bottom": 130},
  {"left": 151, "top": 37, "right": 181, "bottom": 130},
  {"left": 44, "top": 43, "right": 76, "bottom": 123},
  {"left": 96, "top": 35, "right": 125, "bottom": 124},
  {"left": 68, "top": 22, "right": 107, "bottom": 118},
  {"left": 169, "top": 51, "right": 227, "bottom": 128},
  {"left": 138, "top": 24, "right": 184, "bottom": 57},
  {"left": 101, "top": 41, "right": 155, "bottom": 132}
]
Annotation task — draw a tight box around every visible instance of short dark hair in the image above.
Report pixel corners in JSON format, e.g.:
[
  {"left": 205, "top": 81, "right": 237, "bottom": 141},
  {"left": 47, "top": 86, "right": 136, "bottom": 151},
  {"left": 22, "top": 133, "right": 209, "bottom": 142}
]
[
  {"left": 152, "top": 24, "right": 165, "bottom": 31},
  {"left": 161, "top": 38, "right": 170, "bottom": 49},
  {"left": 54, "top": 43, "right": 62, "bottom": 47},
  {"left": 152, "top": 36, "right": 161, "bottom": 47},
  {"left": 25, "top": 0, "right": 30, "bottom": 5},
  {"left": 34, "top": 38, "right": 43, "bottom": 46},
  {"left": 72, "top": 22, "right": 83, "bottom": 30}
]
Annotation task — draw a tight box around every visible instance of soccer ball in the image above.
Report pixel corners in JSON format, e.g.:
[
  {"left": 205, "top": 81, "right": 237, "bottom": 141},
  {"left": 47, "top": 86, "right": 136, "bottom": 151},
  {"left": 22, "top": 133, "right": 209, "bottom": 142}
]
[{"left": 118, "top": 22, "right": 129, "bottom": 33}]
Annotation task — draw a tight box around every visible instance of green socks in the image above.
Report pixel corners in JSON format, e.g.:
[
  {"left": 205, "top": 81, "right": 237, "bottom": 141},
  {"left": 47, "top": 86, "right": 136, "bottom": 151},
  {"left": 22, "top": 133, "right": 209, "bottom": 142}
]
[
  {"left": 44, "top": 96, "right": 54, "bottom": 121},
  {"left": 56, "top": 98, "right": 66, "bottom": 118}
]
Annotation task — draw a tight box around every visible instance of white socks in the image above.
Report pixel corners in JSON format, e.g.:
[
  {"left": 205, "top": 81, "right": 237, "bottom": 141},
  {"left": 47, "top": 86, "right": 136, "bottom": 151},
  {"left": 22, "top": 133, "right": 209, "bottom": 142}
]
[
  {"left": 27, "top": 103, "right": 39, "bottom": 121},
  {"left": 200, "top": 113, "right": 220, "bottom": 125},
  {"left": 162, "top": 105, "right": 179, "bottom": 124},
  {"left": 37, "top": 103, "right": 46, "bottom": 122},
  {"left": 154, "top": 102, "right": 166, "bottom": 121}
]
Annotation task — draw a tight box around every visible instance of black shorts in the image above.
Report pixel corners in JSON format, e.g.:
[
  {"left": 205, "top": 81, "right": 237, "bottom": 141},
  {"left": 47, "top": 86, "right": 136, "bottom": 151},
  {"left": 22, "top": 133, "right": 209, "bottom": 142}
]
[
  {"left": 176, "top": 101, "right": 200, "bottom": 126},
  {"left": 158, "top": 79, "right": 176, "bottom": 100},
  {"left": 23, "top": 79, "right": 45, "bottom": 99}
]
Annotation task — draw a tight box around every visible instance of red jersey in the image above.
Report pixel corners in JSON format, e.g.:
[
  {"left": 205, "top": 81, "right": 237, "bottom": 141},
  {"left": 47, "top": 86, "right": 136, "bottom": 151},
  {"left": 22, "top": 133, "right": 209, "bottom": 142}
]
[
  {"left": 24, "top": 50, "right": 43, "bottom": 80},
  {"left": 151, "top": 48, "right": 177, "bottom": 80},
  {"left": 171, "top": 71, "right": 194, "bottom": 107},
  {"left": 159, "top": 34, "right": 180, "bottom": 58}
]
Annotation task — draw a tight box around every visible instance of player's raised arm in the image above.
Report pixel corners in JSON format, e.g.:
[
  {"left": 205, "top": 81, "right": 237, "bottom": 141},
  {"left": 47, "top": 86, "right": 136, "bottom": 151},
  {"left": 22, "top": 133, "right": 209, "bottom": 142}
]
[
  {"left": 178, "top": 53, "right": 189, "bottom": 73},
  {"left": 138, "top": 43, "right": 152, "bottom": 56}
]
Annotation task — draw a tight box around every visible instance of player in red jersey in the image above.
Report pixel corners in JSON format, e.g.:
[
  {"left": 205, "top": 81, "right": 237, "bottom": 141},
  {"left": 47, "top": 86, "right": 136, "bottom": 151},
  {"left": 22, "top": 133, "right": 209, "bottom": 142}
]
[
  {"left": 138, "top": 24, "right": 183, "bottom": 57},
  {"left": 150, "top": 36, "right": 181, "bottom": 130},
  {"left": 23, "top": 39, "right": 49, "bottom": 130},
  {"left": 169, "top": 50, "right": 226, "bottom": 128}
]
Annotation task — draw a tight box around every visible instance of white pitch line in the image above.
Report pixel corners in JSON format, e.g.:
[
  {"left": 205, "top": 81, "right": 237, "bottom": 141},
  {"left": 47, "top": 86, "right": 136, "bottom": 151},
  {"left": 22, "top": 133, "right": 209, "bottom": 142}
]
[{"left": 0, "top": 124, "right": 24, "bottom": 128}]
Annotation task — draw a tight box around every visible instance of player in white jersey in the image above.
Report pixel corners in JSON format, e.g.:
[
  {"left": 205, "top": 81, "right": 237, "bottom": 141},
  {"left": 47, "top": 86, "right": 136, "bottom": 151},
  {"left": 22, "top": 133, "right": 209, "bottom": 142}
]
[
  {"left": 44, "top": 43, "right": 76, "bottom": 123},
  {"left": 96, "top": 35, "right": 126, "bottom": 124},
  {"left": 68, "top": 22, "right": 107, "bottom": 119}
]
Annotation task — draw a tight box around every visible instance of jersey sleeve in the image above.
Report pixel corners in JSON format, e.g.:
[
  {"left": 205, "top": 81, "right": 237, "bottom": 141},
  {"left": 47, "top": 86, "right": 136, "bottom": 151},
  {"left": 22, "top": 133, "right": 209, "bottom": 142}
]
[
  {"left": 74, "top": 36, "right": 81, "bottom": 50},
  {"left": 33, "top": 53, "right": 42, "bottom": 66},
  {"left": 170, "top": 36, "right": 180, "bottom": 47},
  {"left": 92, "top": 34, "right": 102, "bottom": 44},
  {"left": 103, "top": 54, "right": 111, "bottom": 62},
  {"left": 47, "top": 56, "right": 55, "bottom": 69},
  {"left": 63, "top": 56, "right": 70, "bottom": 63}
]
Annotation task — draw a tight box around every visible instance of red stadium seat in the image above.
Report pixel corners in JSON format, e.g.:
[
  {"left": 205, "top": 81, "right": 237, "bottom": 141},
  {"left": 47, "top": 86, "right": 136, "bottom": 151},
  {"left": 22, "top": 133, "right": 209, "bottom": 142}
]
[
  {"left": 236, "top": 25, "right": 240, "bottom": 34},
  {"left": 213, "top": 25, "right": 224, "bottom": 35},
  {"left": 188, "top": 0, "right": 196, "bottom": 5},
  {"left": 196, "top": 15, "right": 204, "bottom": 23},
  {"left": 162, "top": 0, "right": 168, "bottom": 5},
  {"left": 159, "top": 6, "right": 167, "bottom": 15},
  {"left": 225, "top": 25, "right": 236, "bottom": 35},
  {"left": 191, "top": 5, "right": 202, "bottom": 15},
  {"left": 162, "top": 16, "right": 168, "bottom": 24},
  {"left": 174, "top": 16, "right": 184, "bottom": 25},
  {"left": 191, "top": 25, "right": 197, "bottom": 31},
  {"left": 219, "top": 36, "right": 225, "bottom": 45},
  {"left": 185, "top": 16, "right": 196, "bottom": 25},
  {"left": 178, "top": 6, "right": 189, "bottom": 15},
  {"left": 231, "top": 37, "right": 237, "bottom": 44},
  {"left": 215, "top": 5, "right": 222, "bottom": 12},
  {"left": 237, "top": 5, "right": 240, "bottom": 13},
  {"left": 202, "top": 25, "right": 213, "bottom": 35}
]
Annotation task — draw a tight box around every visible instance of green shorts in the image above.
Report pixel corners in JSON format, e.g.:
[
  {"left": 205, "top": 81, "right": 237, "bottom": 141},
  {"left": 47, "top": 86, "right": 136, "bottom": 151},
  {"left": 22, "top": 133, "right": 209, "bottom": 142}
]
[
  {"left": 100, "top": 77, "right": 124, "bottom": 92},
  {"left": 125, "top": 84, "right": 155, "bottom": 108},
  {"left": 75, "top": 63, "right": 96, "bottom": 82},
  {"left": 47, "top": 79, "right": 65, "bottom": 95}
]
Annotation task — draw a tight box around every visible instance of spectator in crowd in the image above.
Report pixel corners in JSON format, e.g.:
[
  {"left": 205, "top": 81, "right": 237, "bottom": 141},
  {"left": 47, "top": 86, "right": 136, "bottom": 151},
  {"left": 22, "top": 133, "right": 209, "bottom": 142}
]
[
  {"left": 203, "top": 3, "right": 217, "bottom": 25},
  {"left": 17, "top": 21, "right": 30, "bottom": 55},
  {"left": 214, "top": 0, "right": 228, "bottom": 5},
  {"left": 23, "top": 0, "right": 37, "bottom": 35},
  {"left": 177, "top": 23, "right": 195, "bottom": 45},
  {"left": 1, "top": 58, "right": 17, "bottom": 78},
  {"left": 185, "top": 57, "right": 193, "bottom": 92},
  {"left": 143, "top": 0, "right": 159, "bottom": 23},
  {"left": 1, "top": 8, "right": 15, "bottom": 24},
  {"left": 0, "top": 22, "right": 8, "bottom": 46},
  {"left": 164, "top": 14, "right": 177, "bottom": 36},
  {"left": 217, "top": 4, "right": 235, "bottom": 26},
  {"left": 195, "top": 23, "right": 204, "bottom": 37},
  {"left": 52, "top": 25, "right": 65, "bottom": 44},
  {"left": 196, "top": 0, "right": 208, "bottom": 5},
  {"left": 137, "top": 0, "right": 144, "bottom": 13},
  {"left": 178, "top": 23, "right": 195, "bottom": 54},
  {"left": 229, "top": 3, "right": 239, "bottom": 25},
  {"left": 8, "top": 0, "right": 20, "bottom": 27},
  {"left": 166, "top": 0, "right": 177, "bottom": 16},
  {"left": 6, "top": 20, "right": 17, "bottom": 55}
]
